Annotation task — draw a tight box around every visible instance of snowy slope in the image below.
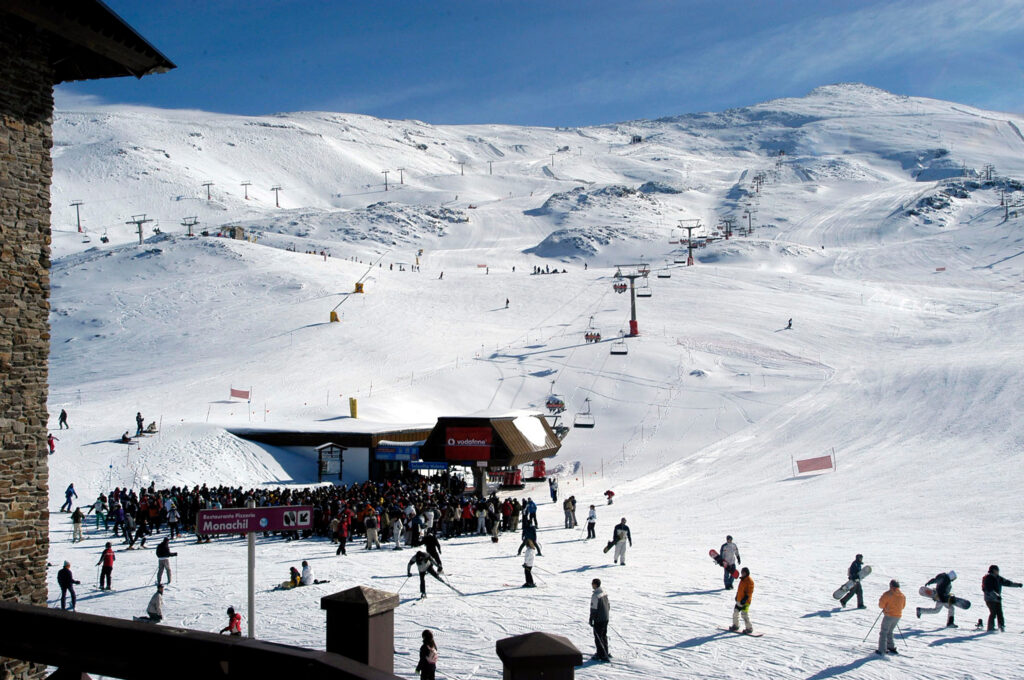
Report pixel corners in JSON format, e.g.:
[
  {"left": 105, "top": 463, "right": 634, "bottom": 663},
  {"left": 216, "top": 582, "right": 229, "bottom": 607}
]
[{"left": 45, "top": 84, "right": 1024, "bottom": 679}]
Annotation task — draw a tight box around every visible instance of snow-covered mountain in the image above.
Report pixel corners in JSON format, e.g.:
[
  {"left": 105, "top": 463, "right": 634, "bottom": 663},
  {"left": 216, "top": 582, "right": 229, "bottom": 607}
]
[{"left": 46, "top": 84, "right": 1024, "bottom": 679}]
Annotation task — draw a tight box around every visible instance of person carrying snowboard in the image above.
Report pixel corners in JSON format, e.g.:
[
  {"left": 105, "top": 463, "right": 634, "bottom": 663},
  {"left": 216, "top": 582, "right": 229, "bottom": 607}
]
[
  {"left": 589, "top": 578, "right": 611, "bottom": 661},
  {"left": 407, "top": 550, "right": 443, "bottom": 598},
  {"left": 721, "top": 535, "right": 741, "bottom": 590},
  {"left": 840, "top": 554, "right": 867, "bottom": 608},
  {"left": 57, "top": 560, "right": 80, "bottom": 610},
  {"left": 220, "top": 606, "right": 242, "bottom": 635},
  {"left": 876, "top": 579, "right": 905, "bottom": 655},
  {"left": 982, "top": 565, "right": 1022, "bottom": 632},
  {"left": 144, "top": 584, "right": 164, "bottom": 622},
  {"left": 96, "top": 542, "right": 115, "bottom": 590},
  {"left": 58, "top": 408, "right": 69, "bottom": 429},
  {"left": 917, "top": 570, "right": 958, "bottom": 627},
  {"left": 729, "top": 567, "right": 755, "bottom": 634},
  {"left": 610, "top": 518, "right": 632, "bottom": 565},
  {"left": 156, "top": 537, "right": 177, "bottom": 585},
  {"left": 60, "top": 483, "right": 77, "bottom": 512}
]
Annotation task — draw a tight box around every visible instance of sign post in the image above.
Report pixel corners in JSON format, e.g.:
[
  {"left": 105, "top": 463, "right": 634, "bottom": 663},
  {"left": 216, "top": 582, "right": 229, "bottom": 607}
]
[{"left": 196, "top": 504, "right": 313, "bottom": 638}]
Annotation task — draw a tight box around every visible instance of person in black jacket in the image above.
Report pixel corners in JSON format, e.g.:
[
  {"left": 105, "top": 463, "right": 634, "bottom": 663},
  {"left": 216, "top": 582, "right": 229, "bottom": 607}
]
[
  {"left": 840, "top": 554, "right": 867, "bottom": 608},
  {"left": 917, "top": 571, "right": 958, "bottom": 627},
  {"left": 156, "top": 537, "right": 177, "bottom": 585},
  {"left": 415, "top": 629, "right": 438, "bottom": 679},
  {"left": 407, "top": 551, "right": 442, "bottom": 598},
  {"left": 421, "top": 530, "right": 443, "bottom": 573},
  {"left": 982, "top": 565, "right": 1023, "bottom": 632},
  {"left": 57, "top": 561, "right": 80, "bottom": 610}
]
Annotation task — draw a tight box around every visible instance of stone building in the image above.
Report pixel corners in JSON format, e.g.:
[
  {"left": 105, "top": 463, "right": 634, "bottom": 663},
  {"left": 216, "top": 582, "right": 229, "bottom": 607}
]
[{"left": 0, "top": 3, "right": 173, "bottom": 678}]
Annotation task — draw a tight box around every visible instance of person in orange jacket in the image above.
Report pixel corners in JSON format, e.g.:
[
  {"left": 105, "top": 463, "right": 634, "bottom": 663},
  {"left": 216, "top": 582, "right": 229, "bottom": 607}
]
[
  {"left": 877, "top": 579, "right": 906, "bottom": 655},
  {"left": 729, "top": 567, "right": 755, "bottom": 634}
]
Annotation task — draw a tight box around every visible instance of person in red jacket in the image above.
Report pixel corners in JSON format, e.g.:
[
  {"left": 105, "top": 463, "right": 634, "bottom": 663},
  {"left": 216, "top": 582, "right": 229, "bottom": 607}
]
[
  {"left": 220, "top": 606, "right": 242, "bottom": 636},
  {"left": 96, "top": 542, "right": 115, "bottom": 590}
]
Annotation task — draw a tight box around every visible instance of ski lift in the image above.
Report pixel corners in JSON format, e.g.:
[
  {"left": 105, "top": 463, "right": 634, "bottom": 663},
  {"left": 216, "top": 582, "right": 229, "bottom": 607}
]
[
  {"left": 573, "top": 398, "right": 596, "bottom": 429},
  {"left": 638, "top": 264, "right": 650, "bottom": 277},
  {"left": 583, "top": 316, "right": 602, "bottom": 343},
  {"left": 81, "top": 233, "right": 91, "bottom": 244},
  {"left": 656, "top": 269, "right": 671, "bottom": 279},
  {"left": 99, "top": 229, "right": 109, "bottom": 244},
  {"left": 613, "top": 281, "right": 628, "bottom": 294},
  {"left": 545, "top": 393, "right": 566, "bottom": 413},
  {"left": 637, "top": 279, "right": 652, "bottom": 298},
  {"left": 610, "top": 336, "right": 628, "bottom": 355}
]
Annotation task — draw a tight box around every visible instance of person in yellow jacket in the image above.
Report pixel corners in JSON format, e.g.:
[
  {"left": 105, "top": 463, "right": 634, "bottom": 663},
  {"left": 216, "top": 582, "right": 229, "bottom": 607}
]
[
  {"left": 877, "top": 579, "right": 906, "bottom": 655},
  {"left": 729, "top": 567, "right": 755, "bottom": 634}
]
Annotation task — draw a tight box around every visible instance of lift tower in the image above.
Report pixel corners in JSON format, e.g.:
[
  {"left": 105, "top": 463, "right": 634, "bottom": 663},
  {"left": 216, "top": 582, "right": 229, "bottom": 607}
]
[
  {"left": 678, "top": 219, "right": 701, "bottom": 266},
  {"left": 612, "top": 263, "right": 650, "bottom": 336}
]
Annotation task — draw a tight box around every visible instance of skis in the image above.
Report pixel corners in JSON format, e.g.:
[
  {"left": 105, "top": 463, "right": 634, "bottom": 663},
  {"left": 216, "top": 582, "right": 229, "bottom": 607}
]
[{"left": 437, "top": 575, "right": 464, "bottom": 596}]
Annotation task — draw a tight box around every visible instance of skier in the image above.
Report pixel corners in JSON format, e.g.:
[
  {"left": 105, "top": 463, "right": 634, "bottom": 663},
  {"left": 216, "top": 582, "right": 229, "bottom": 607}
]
[
  {"left": 415, "top": 629, "right": 438, "bottom": 680},
  {"left": 589, "top": 578, "right": 611, "bottom": 662},
  {"left": 96, "top": 542, "right": 115, "bottom": 590},
  {"left": 982, "top": 565, "right": 1022, "bottom": 632},
  {"left": 917, "top": 571, "right": 958, "bottom": 627},
  {"left": 58, "top": 408, "right": 68, "bottom": 429},
  {"left": 604, "top": 490, "right": 614, "bottom": 505},
  {"left": 47, "top": 433, "right": 58, "bottom": 455},
  {"left": 57, "top": 560, "right": 80, "bottom": 610},
  {"left": 525, "top": 497, "right": 538, "bottom": 526},
  {"left": 876, "top": 580, "right": 905, "bottom": 655},
  {"left": 522, "top": 542, "right": 537, "bottom": 588},
  {"left": 408, "top": 550, "right": 443, "bottom": 598},
  {"left": 586, "top": 505, "right": 597, "bottom": 540},
  {"left": 549, "top": 478, "right": 558, "bottom": 502},
  {"left": 135, "top": 412, "right": 144, "bottom": 436},
  {"left": 517, "top": 522, "right": 542, "bottom": 557},
  {"left": 505, "top": 298, "right": 509, "bottom": 309},
  {"left": 166, "top": 502, "right": 180, "bottom": 539},
  {"left": 144, "top": 584, "right": 164, "bottom": 622},
  {"left": 60, "top": 483, "right": 77, "bottom": 513},
  {"left": 786, "top": 318, "right": 792, "bottom": 329},
  {"left": 220, "top": 606, "right": 242, "bottom": 635},
  {"left": 611, "top": 518, "right": 632, "bottom": 565},
  {"left": 720, "top": 536, "right": 741, "bottom": 590},
  {"left": 71, "top": 506, "right": 84, "bottom": 542},
  {"left": 729, "top": 567, "right": 755, "bottom": 634},
  {"left": 156, "top": 537, "right": 177, "bottom": 585},
  {"left": 840, "top": 554, "right": 867, "bottom": 609},
  {"left": 421, "top": 530, "right": 443, "bottom": 573}
]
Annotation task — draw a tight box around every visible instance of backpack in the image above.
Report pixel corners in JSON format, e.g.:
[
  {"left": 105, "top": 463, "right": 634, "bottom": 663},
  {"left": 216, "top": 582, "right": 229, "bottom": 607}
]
[{"left": 426, "top": 647, "right": 438, "bottom": 665}]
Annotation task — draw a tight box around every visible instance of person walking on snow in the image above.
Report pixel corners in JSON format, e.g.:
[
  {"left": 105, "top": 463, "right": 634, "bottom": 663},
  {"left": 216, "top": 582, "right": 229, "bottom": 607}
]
[
  {"left": 156, "top": 537, "right": 177, "bottom": 585},
  {"left": 71, "top": 506, "right": 84, "bottom": 542},
  {"left": 522, "top": 543, "right": 537, "bottom": 587},
  {"left": 48, "top": 433, "right": 58, "bottom": 454},
  {"left": 415, "top": 629, "right": 438, "bottom": 680},
  {"left": 982, "top": 565, "right": 1022, "bottom": 632},
  {"left": 917, "top": 571, "right": 958, "bottom": 627},
  {"left": 586, "top": 505, "right": 597, "bottom": 540},
  {"left": 729, "top": 567, "right": 755, "bottom": 634},
  {"left": 135, "top": 412, "right": 144, "bottom": 437},
  {"left": 96, "top": 542, "right": 115, "bottom": 590},
  {"left": 786, "top": 318, "right": 792, "bottom": 329},
  {"left": 840, "top": 554, "right": 867, "bottom": 608},
  {"left": 57, "top": 561, "right": 80, "bottom": 610},
  {"left": 721, "top": 536, "right": 741, "bottom": 590},
  {"left": 60, "top": 484, "right": 77, "bottom": 513},
  {"left": 220, "top": 607, "right": 242, "bottom": 635},
  {"left": 144, "top": 584, "right": 164, "bottom": 622},
  {"left": 876, "top": 579, "right": 905, "bottom": 655},
  {"left": 408, "top": 550, "right": 443, "bottom": 598},
  {"left": 58, "top": 408, "right": 68, "bottom": 429},
  {"left": 422, "top": 530, "right": 443, "bottom": 572},
  {"left": 589, "top": 578, "right": 611, "bottom": 661},
  {"left": 611, "top": 518, "right": 632, "bottom": 565}
]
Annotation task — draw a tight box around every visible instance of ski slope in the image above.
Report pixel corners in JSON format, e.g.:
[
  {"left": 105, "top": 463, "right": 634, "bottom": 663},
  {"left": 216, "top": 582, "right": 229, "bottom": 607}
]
[{"left": 45, "top": 84, "right": 1024, "bottom": 679}]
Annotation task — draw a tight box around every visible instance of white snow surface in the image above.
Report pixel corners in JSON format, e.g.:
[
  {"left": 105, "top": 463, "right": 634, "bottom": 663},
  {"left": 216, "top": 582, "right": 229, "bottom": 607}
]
[{"left": 45, "top": 84, "right": 1024, "bottom": 679}]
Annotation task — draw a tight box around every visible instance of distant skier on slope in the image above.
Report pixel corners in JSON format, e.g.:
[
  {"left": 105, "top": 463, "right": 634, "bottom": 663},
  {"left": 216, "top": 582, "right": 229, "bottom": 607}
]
[
  {"left": 786, "top": 318, "right": 792, "bottom": 329},
  {"left": 408, "top": 550, "right": 443, "bottom": 599}
]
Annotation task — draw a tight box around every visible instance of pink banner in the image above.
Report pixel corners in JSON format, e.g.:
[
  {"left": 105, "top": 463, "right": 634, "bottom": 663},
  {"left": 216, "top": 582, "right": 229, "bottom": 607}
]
[
  {"left": 796, "top": 454, "right": 833, "bottom": 473},
  {"left": 230, "top": 387, "right": 250, "bottom": 400},
  {"left": 197, "top": 506, "right": 312, "bottom": 534}
]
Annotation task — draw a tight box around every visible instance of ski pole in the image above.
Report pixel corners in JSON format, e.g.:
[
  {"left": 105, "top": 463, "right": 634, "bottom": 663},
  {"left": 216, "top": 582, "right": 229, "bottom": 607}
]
[
  {"left": 609, "top": 624, "right": 639, "bottom": 657},
  {"left": 895, "top": 622, "right": 909, "bottom": 649},
  {"left": 397, "top": 575, "right": 411, "bottom": 595},
  {"left": 862, "top": 610, "right": 883, "bottom": 642}
]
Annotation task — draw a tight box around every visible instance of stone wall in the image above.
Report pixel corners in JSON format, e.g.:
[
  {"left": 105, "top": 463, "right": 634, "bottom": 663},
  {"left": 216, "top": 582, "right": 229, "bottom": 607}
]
[{"left": 0, "top": 15, "right": 54, "bottom": 680}]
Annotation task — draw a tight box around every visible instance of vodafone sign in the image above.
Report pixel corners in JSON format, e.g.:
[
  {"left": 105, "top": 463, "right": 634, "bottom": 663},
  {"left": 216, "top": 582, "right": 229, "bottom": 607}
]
[{"left": 445, "top": 427, "right": 492, "bottom": 461}]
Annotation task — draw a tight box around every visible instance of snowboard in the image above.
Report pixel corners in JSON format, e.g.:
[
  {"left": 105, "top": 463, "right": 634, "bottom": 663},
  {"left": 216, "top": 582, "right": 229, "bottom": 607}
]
[
  {"left": 719, "top": 627, "right": 764, "bottom": 637},
  {"left": 603, "top": 541, "right": 615, "bottom": 554},
  {"left": 709, "top": 550, "right": 739, "bottom": 579},
  {"left": 833, "top": 565, "right": 872, "bottom": 599},
  {"left": 132, "top": 616, "right": 158, "bottom": 623},
  {"left": 919, "top": 586, "right": 971, "bottom": 609}
]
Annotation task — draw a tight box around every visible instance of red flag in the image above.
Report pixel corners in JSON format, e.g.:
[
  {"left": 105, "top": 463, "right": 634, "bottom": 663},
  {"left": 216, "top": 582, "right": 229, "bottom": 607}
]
[{"left": 230, "top": 388, "right": 250, "bottom": 400}]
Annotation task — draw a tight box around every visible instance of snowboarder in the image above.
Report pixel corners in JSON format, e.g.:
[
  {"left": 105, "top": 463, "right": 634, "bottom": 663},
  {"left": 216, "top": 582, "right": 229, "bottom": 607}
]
[
  {"left": 47, "top": 433, "right": 58, "bottom": 455},
  {"left": 144, "top": 584, "right": 164, "bottom": 622},
  {"left": 840, "top": 554, "right": 867, "bottom": 608},
  {"left": 60, "top": 483, "right": 77, "bottom": 513},
  {"left": 57, "top": 560, "right": 80, "bottom": 610},
  {"left": 982, "top": 565, "right": 1022, "bottom": 632},
  {"left": 220, "top": 607, "right": 242, "bottom": 635},
  {"left": 407, "top": 550, "right": 443, "bottom": 598},
  {"left": 522, "top": 542, "right": 537, "bottom": 587},
  {"left": 586, "top": 505, "right": 597, "bottom": 539},
  {"left": 729, "top": 567, "right": 755, "bottom": 634},
  {"left": 58, "top": 409, "right": 68, "bottom": 429},
  {"left": 422, "top": 530, "right": 443, "bottom": 572},
  {"left": 720, "top": 536, "right": 741, "bottom": 589},
  {"left": 156, "top": 537, "right": 177, "bottom": 585},
  {"left": 415, "top": 629, "right": 438, "bottom": 680},
  {"left": 876, "top": 580, "right": 905, "bottom": 655},
  {"left": 135, "top": 412, "right": 144, "bottom": 437},
  {"left": 611, "top": 518, "right": 632, "bottom": 565},
  {"left": 71, "top": 506, "right": 84, "bottom": 542},
  {"left": 96, "top": 542, "right": 115, "bottom": 590},
  {"left": 917, "top": 571, "right": 958, "bottom": 627},
  {"left": 589, "top": 578, "right": 611, "bottom": 661}
]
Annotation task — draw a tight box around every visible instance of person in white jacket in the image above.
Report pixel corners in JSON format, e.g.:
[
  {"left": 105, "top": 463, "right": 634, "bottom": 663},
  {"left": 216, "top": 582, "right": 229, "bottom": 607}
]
[
  {"left": 145, "top": 584, "right": 164, "bottom": 622},
  {"left": 586, "top": 506, "right": 597, "bottom": 540},
  {"left": 300, "top": 560, "right": 314, "bottom": 586},
  {"left": 721, "top": 536, "right": 741, "bottom": 590},
  {"left": 522, "top": 543, "right": 537, "bottom": 587}
]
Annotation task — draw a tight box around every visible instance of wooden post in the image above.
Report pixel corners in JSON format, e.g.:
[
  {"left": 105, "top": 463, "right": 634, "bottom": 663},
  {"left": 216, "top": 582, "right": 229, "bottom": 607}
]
[
  {"left": 496, "top": 632, "right": 582, "bottom": 680},
  {"left": 321, "top": 586, "right": 399, "bottom": 674}
]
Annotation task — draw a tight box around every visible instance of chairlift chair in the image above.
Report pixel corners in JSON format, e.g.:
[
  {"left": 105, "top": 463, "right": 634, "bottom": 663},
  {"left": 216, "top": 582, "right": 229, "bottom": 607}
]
[
  {"left": 656, "top": 270, "right": 671, "bottom": 278},
  {"left": 637, "top": 280, "right": 652, "bottom": 298},
  {"left": 545, "top": 395, "right": 566, "bottom": 413},
  {"left": 612, "top": 281, "right": 628, "bottom": 294},
  {"left": 610, "top": 339, "right": 628, "bottom": 355},
  {"left": 573, "top": 398, "right": 596, "bottom": 428}
]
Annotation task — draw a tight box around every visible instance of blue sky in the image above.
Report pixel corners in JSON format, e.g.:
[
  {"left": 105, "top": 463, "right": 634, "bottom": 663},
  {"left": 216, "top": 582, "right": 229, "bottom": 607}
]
[{"left": 56, "top": 0, "right": 1024, "bottom": 125}]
